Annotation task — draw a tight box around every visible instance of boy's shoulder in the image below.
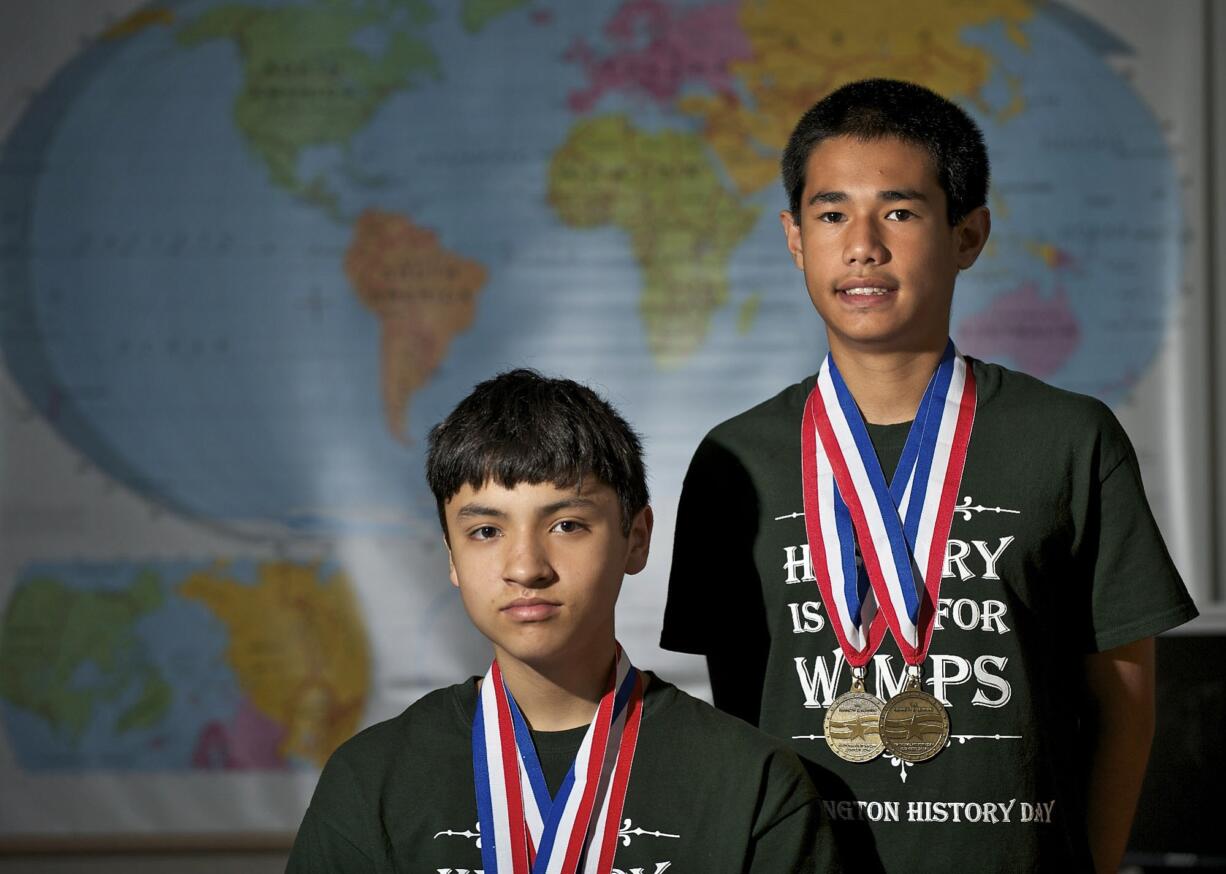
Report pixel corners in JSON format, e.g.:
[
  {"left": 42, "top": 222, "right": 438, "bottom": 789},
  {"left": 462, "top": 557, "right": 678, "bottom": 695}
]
[
  {"left": 704, "top": 374, "right": 816, "bottom": 452},
  {"left": 640, "top": 674, "right": 820, "bottom": 827},
  {"left": 298, "top": 681, "right": 477, "bottom": 850},
  {"left": 973, "top": 358, "right": 1114, "bottom": 419},
  {"left": 323, "top": 680, "right": 475, "bottom": 778},
  {"left": 642, "top": 673, "right": 811, "bottom": 764},
  {"left": 971, "top": 358, "right": 1137, "bottom": 461}
]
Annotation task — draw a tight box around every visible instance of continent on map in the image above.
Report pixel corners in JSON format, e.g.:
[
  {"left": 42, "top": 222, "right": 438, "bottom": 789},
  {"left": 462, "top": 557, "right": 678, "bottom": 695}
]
[
  {"left": 549, "top": 115, "right": 759, "bottom": 368},
  {"left": 114, "top": 665, "right": 173, "bottom": 733},
  {"left": 737, "top": 292, "right": 761, "bottom": 335},
  {"left": 462, "top": 0, "right": 531, "bottom": 33},
  {"left": 1028, "top": 240, "right": 1078, "bottom": 270},
  {"left": 176, "top": 1, "right": 439, "bottom": 213},
  {"left": 192, "top": 697, "right": 289, "bottom": 769},
  {"left": 0, "top": 570, "right": 168, "bottom": 740},
  {"left": 664, "top": 0, "right": 1033, "bottom": 195},
  {"left": 564, "top": 0, "right": 751, "bottom": 113},
  {"left": 179, "top": 562, "right": 369, "bottom": 768},
  {"left": 345, "top": 209, "right": 487, "bottom": 441},
  {"left": 103, "top": 7, "right": 175, "bottom": 40},
  {"left": 956, "top": 280, "right": 1081, "bottom": 378}
]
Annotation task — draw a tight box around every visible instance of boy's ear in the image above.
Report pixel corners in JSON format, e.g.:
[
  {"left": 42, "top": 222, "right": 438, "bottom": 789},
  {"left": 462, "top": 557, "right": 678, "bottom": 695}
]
[
  {"left": 780, "top": 210, "right": 805, "bottom": 271},
  {"left": 955, "top": 206, "right": 991, "bottom": 269},
  {"left": 624, "top": 505, "right": 653, "bottom": 576},
  {"left": 445, "top": 538, "right": 459, "bottom": 588}
]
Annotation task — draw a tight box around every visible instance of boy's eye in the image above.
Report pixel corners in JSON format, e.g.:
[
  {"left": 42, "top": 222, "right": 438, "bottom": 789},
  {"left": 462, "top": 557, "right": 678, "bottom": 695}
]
[
  {"left": 817, "top": 211, "right": 844, "bottom": 224},
  {"left": 470, "top": 525, "right": 500, "bottom": 541},
  {"left": 552, "top": 519, "right": 586, "bottom": 534},
  {"left": 885, "top": 208, "right": 915, "bottom": 221}
]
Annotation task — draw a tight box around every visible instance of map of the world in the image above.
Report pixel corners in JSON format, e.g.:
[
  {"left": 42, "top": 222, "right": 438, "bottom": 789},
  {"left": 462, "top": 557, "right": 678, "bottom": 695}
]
[{"left": 0, "top": 0, "right": 1181, "bottom": 796}]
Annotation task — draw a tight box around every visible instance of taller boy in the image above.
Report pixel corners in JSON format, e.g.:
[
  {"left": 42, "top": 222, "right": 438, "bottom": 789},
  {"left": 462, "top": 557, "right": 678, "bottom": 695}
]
[{"left": 661, "top": 79, "right": 1197, "bottom": 873}]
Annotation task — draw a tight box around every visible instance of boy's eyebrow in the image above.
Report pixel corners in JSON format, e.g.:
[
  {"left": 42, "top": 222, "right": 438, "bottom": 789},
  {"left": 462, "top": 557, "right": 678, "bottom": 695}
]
[
  {"left": 880, "top": 188, "right": 928, "bottom": 202},
  {"left": 455, "top": 503, "right": 506, "bottom": 519},
  {"left": 808, "top": 190, "right": 846, "bottom": 206},
  {"left": 806, "top": 188, "right": 929, "bottom": 207},
  {"left": 539, "top": 496, "right": 599, "bottom": 515},
  {"left": 453, "top": 496, "right": 599, "bottom": 519}
]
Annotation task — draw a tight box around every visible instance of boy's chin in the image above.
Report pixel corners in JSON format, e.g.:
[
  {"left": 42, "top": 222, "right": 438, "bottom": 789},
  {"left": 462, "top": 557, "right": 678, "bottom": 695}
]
[
  {"left": 490, "top": 635, "right": 569, "bottom": 669},
  {"left": 491, "top": 633, "right": 612, "bottom": 676}
]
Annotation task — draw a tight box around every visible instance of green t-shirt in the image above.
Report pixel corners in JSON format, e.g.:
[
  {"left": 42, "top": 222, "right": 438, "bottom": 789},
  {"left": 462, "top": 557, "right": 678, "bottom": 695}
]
[
  {"left": 286, "top": 673, "right": 842, "bottom": 872},
  {"left": 661, "top": 360, "right": 1198, "bottom": 873}
]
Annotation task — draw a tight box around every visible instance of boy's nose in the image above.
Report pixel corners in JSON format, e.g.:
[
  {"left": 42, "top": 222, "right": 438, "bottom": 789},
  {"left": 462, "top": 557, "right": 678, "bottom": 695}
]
[
  {"left": 843, "top": 218, "right": 889, "bottom": 266},
  {"left": 501, "top": 535, "right": 554, "bottom": 587}
]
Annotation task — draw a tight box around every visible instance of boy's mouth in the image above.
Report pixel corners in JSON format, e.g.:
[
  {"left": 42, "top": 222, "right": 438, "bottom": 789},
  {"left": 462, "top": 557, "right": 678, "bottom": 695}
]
[
  {"left": 842, "top": 286, "right": 893, "bottom": 296},
  {"left": 836, "top": 277, "right": 899, "bottom": 303},
  {"left": 502, "top": 597, "right": 561, "bottom": 621}
]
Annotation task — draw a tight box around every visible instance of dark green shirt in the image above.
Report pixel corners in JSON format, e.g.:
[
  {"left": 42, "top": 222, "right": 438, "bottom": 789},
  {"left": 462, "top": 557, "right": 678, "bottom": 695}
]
[
  {"left": 287, "top": 673, "right": 842, "bottom": 872},
  {"left": 661, "top": 359, "right": 1198, "bottom": 873}
]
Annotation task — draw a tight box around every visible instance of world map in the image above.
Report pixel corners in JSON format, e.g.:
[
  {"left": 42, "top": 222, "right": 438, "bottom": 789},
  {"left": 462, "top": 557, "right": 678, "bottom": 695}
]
[
  {"left": 0, "top": 0, "right": 1179, "bottom": 776},
  {"left": 0, "top": 560, "right": 367, "bottom": 769}
]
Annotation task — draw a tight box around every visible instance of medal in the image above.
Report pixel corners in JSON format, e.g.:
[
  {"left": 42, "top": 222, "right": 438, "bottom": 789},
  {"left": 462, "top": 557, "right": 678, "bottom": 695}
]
[
  {"left": 802, "top": 342, "right": 975, "bottom": 764},
  {"left": 823, "top": 666, "right": 885, "bottom": 763},
  {"left": 472, "top": 645, "right": 643, "bottom": 874},
  {"left": 880, "top": 666, "right": 950, "bottom": 763},
  {"left": 801, "top": 419, "right": 887, "bottom": 762}
]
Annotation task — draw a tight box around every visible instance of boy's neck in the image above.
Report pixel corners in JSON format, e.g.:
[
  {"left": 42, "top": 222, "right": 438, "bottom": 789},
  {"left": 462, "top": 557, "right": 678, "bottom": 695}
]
[
  {"left": 493, "top": 643, "right": 617, "bottom": 732},
  {"left": 828, "top": 340, "right": 947, "bottom": 425}
]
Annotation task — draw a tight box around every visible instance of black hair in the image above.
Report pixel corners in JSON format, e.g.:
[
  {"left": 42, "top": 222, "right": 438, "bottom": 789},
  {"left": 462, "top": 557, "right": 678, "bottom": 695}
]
[
  {"left": 425, "top": 369, "right": 649, "bottom": 536},
  {"left": 781, "top": 78, "right": 989, "bottom": 226}
]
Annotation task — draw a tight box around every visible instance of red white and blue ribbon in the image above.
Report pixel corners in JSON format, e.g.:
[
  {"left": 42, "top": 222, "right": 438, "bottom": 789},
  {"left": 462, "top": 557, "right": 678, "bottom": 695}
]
[
  {"left": 801, "top": 341, "right": 976, "bottom": 666},
  {"left": 473, "top": 647, "right": 643, "bottom": 874}
]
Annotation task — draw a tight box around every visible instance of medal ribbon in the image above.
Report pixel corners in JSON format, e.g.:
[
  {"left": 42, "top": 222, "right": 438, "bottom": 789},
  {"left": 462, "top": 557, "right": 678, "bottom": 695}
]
[
  {"left": 473, "top": 646, "right": 643, "bottom": 874},
  {"left": 801, "top": 341, "right": 976, "bottom": 666}
]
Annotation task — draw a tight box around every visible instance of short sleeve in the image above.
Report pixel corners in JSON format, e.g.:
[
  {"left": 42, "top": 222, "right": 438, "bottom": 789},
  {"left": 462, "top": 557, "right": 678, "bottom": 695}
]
[
  {"left": 1080, "top": 416, "right": 1198, "bottom": 652},
  {"left": 286, "top": 750, "right": 385, "bottom": 873},
  {"left": 286, "top": 805, "right": 376, "bottom": 874},
  {"left": 747, "top": 749, "right": 844, "bottom": 874},
  {"left": 660, "top": 435, "right": 768, "bottom": 655}
]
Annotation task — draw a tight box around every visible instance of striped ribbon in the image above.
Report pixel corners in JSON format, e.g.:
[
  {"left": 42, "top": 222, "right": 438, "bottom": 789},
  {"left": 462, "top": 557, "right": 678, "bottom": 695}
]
[
  {"left": 473, "top": 646, "right": 643, "bottom": 873},
  {"left": 801, "top": 342, "right": 976, "bottom": 666}
]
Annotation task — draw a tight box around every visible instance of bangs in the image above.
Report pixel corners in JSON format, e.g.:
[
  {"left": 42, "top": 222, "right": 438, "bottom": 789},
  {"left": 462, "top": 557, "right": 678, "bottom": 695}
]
[{"left": 425, "top": 369, "right": 648, "bottom": 534}]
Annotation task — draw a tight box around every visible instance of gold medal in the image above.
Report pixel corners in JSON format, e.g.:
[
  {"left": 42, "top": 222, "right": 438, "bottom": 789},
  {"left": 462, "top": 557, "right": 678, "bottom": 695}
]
[
  {"left": 824, "top": 671, "right": 885, "bottom": 763},
  {"left": 880, "top": 670, "right": 949, "bottom": 763}
]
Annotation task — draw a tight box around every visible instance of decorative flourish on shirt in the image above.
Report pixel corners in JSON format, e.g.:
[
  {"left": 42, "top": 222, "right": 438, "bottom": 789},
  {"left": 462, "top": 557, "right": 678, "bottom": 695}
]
[
  {"left": 794, "top": 734, "right": 1023, "bottom": 783},
  {"left": 779, "top": 496, "right": 1022, "bottom": 524},
  {"left": 886, "top": 753, "right": 913, "bottom": 783},
  {"left": 954, "top": 496, "right": 1021, "bottom": 521},
  {"left": 952, "top": 733, "right": 1024, "bottom": 743},
  {"left": 433, "top": 822, "right": 481, "bottom": 848},
  {"left": 617, "top": 818, "right": 680, "bottom": 847}
]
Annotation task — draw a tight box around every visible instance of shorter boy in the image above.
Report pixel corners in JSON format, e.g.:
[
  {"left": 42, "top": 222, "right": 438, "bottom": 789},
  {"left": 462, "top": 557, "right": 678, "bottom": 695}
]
[{"left": 287, "top": 369, "right": 838, "bottom": 873}]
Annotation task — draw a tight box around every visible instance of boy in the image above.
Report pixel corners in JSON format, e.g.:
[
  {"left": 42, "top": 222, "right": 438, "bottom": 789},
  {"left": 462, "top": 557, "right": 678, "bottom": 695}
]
[
  {"left": 287, "top": 368, "right": 840, "bottom": 872},
  {"left": 661, "top": 79, "right": 1198, "bottom": 873}
]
